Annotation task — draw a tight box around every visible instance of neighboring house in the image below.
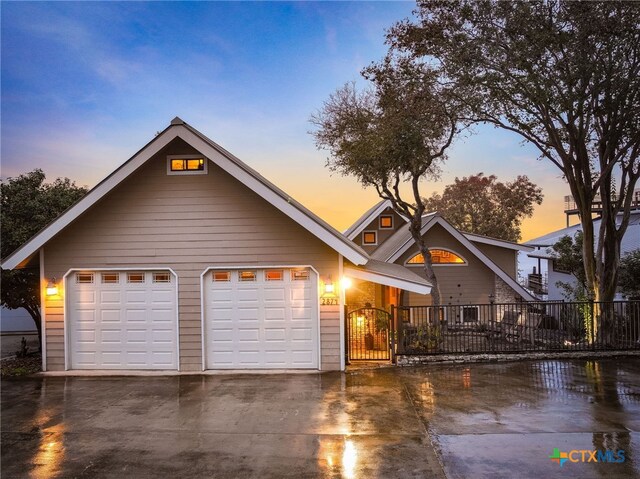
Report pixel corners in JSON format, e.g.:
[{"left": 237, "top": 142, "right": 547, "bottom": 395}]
[
  {"left": 344, "top": 200, "right": 537, "bottom": 319},
  {"left": 0, "top": 306, "right": 36, "bottom": 334},
  {"left": 1, "top": 118, "right": 432, "bottom": 373},
  {"left": 523, "top": 210, "right": 640, "bottom": 300}
]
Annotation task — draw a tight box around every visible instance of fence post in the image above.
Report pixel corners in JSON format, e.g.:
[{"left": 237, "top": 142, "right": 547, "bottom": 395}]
[
  {"left": 397, "top": 306, "right": 405, "bottom": 355},
  {"left": 591, "top": 299, "right": 596, "bottom": 351},
  {"left": 344, "top": 305, "right": 350, "bottom": 366},
  {"left": 390, "top": 305, "right": 396, "bottom": 364}
]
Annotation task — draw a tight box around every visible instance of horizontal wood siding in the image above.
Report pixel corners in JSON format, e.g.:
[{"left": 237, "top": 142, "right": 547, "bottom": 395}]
[
  {"left": 472, "top": 242, "right": 517, "bottom": 278},
  {"left": 398, "top": 223, "right": 496, "bottom": 305},
  {"left": 43, "top": 138, "right": 340, "bottom": 371}
]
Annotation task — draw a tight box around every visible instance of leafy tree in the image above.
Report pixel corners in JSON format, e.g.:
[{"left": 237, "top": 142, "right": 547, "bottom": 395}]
[
  {"left": 618, "top": 249, "right": 640, "bottom": 299},
  {"left": 389, "top": 0, "right": 640, "bottom": 305},
  {"left": 311, "top": 57, "right": 467, "bottom": 305},
  {"left": 423, "top": 173, "right": 542, "bottom": 242},
  {"left": 1, "top": 170, "right": 87, "bottom": 347},
  {"left": 550, "top": 232, "right": 587, "bottom": 300}
]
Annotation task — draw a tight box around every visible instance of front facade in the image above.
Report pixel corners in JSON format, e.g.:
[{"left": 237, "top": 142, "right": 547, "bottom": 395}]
[
  {"left": 345, "top": 200, "right": 536, "bottom": 312},
  {"left": 2, "top": 118, "right": 431, "bottom": 372}
]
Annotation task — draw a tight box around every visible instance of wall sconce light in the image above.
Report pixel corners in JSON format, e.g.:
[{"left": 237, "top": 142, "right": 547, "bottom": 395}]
[
  {"left": 488, "top": 293, "right": 495, "bottom": 304},
  {"left": 46, "top": 278, "right": 58, "bottom": 296},
  {"left": 340, "top": 277, "right": 352, "bottom": 290},
  {"left": 323, "top": 275, "right": 335, "bottom": 295}
]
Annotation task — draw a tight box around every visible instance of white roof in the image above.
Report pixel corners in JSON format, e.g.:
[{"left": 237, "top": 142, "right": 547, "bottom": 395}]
[
  {"left": 525, "top": 211, "right": 640, "bottom": 259},
  {"left": 1, "top": 117, "right": 369, "bottom": 269}
]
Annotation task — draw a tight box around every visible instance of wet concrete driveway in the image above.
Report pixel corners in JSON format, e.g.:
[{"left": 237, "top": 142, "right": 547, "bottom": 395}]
[{"left": 1, "top": 358, "right": 639, "bottom": 478}]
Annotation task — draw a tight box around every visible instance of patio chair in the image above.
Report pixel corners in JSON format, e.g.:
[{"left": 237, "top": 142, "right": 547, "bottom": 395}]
[{"left": 487, "top": 310, "right": 528, "bottom": 343}]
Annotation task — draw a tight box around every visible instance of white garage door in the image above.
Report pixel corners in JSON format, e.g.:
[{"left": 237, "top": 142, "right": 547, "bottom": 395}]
[
  {"left": 204, "top": 268, "right": 319, "bottom": 369},
  {"left": 67, "top": 270, "right": 178, "bottom": 370}
]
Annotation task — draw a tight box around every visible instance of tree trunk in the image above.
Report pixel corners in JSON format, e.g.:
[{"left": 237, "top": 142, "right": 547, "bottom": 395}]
[
  {"left": 408, "top": 220, "right": 441, "bottom": 306},
  {"left": 23, "top": 304, "right": 42, "bottom": 353}
]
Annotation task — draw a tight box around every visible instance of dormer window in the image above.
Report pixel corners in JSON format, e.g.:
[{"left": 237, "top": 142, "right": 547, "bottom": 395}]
[
  {"left": 379, "top": 215, "right": 393, "bottom": 229},
  {"left": 167, "top": 155, "right": 207, "bottom": 175}
]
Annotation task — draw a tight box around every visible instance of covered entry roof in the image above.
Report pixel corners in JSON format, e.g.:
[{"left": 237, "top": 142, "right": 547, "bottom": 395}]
[{"left": 344, "top": 259, "right": 432, "bottom": 295}]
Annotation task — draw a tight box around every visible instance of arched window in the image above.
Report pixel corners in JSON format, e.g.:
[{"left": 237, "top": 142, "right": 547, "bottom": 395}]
[{"left": 406, "top": 249, "right": 466, "bottom": 265}]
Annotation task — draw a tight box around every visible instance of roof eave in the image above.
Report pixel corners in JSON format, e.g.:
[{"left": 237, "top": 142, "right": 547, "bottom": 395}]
[
  {"left": 2, "top": 120, "right": 369, "bottom": 270},
  {"left": 344, "top": 266, "right": 432, "bottom": 295}
]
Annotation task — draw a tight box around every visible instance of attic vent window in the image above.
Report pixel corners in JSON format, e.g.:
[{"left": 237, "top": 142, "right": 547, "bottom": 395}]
[
  {"left": 167, "top": 155, "right": 207, "bottom": 175},
  {"left": 362, "top": 231, "right": 377, "bottom": 245},
  {"left": 379, "top": 215, "right": 393, "bottom": 229}
]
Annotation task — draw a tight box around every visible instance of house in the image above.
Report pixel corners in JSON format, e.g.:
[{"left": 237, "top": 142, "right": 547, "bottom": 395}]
[
  {"left": 344, "top": 200, "right": 537, "bottom": 319},
  {"left": 523, "top": 210, "right": 640, "bottom": 300},
  {"left": 1, "top": 118, "right": 433, "bottom": 372}
]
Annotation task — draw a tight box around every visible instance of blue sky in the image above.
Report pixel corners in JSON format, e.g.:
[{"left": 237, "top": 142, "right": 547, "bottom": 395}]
[{"left": 1, "top": 1, "right": 570, "bottom": 240}]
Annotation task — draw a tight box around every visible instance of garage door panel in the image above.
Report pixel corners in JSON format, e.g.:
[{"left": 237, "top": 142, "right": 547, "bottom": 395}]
[
  {"left": 205, "top": 268, "right": 318, "bottom": 369},
  {"left": 76, "top": 290, "right": 96, "bottom": 304},
  {"left": 150, "top": 307, "right": 175, "bottom": 319},
  {"left": 100, "top": 310, "right": 121, "bottom": 323},
  {"left": 264, "top": 307, "right": 286, "bottom": 320},
  {"left": 75, "top": 309, "right": 96, "bottom": 323},
  {"left": 125, "top": 290, "right": 147, "bottom": 303},
  {"left": 150, "top": 290, "right": 174, "bottom": 303},
  {"left": 290, "top": 288, "right": 312, "bottom": 301},
  {"left": 211, "top": 328, "right": 234, "bottom": 341},
  {"left": 100, "top": 291, "right": 121, "bottom": 303},
  {"left": 263, "top": 288, "right": 286, "bottom": 302},
  {"left": 237, "top": 328, "right": 260, "bottom": 341},
  {"left": 290, "top": 307, "right": 312, "bottom": 320},
  {"left": 74, "top": 351, "right": 97, "bottom": 365},
  {"left": 291, "top": 351, "right": 314, "bottom": 365},
  {"left": 75, "top": 329, "right": 96, "bottom": 343},
  {"left": 291, "top": 328, "right": 312, "bottom": 341},
  {"left": 68, "top": 270, "right": 178, "bottom": 370},
  {"left": 210, "top": 289, "right": 232, "bottom": 302},
  {"left": 264, "top": 328, "right": 286, "bottom": 341}
]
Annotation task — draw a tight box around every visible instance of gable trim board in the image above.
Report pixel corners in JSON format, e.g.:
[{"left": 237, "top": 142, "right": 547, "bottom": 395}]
[
  {"left": 463, "top": 233, "right": 534, "bottom": 252},
  {"left": 39, "top": 249, "right": 47, "bottom": 372},
  {"left": 62, "top": 267, "right": 180, "bottom": 371},
  {"left": 199, "top": 265, "right": 321, "bottom": 371},
  {"left": 379, "top": 215, "right": 537, "bottom": 302},
  {"left": 1, "top": 118, "right": 368, "bottom": 271}
]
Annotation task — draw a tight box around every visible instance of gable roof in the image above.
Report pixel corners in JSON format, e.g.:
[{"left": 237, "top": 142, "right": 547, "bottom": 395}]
[
  {"left": 2, "top": 117, "right": 369, "bottom": 269},
  {"left": 344, "top": 199, "right": 408, "bottom": 240},
  {"left": 371, "top": 214, "right": 537, "bottom": 302}
]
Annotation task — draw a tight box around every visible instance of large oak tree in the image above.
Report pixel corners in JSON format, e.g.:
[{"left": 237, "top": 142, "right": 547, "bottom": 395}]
[
  {"left": 1, "top": 170, "right": 87, "bottom": 347},
  {"left": 311, "top": 58, "right": 468, "bottom": 305},
  {"left": 423, "top": 173, "right": 543, "bottom": 242},
  {"left": 389, "top": 0, "right": 640, "bottom": 306}
]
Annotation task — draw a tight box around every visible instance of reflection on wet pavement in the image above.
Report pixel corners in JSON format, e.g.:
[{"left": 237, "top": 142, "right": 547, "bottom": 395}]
[
  {"left": 399, "top": 359, "right": 640, "bottom": 478},
  {"left": 1, "top": 358, "right": 639, "bottom": 478}
]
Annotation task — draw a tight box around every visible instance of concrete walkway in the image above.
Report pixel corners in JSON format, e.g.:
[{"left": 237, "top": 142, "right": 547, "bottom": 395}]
[{"left": 2, "top": 358, "right": 639, "bottom": 478}]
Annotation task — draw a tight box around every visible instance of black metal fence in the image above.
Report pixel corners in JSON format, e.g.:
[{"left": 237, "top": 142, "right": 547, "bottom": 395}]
[{"left": 393, "top": 301, "right": 640, "bottom": 355}]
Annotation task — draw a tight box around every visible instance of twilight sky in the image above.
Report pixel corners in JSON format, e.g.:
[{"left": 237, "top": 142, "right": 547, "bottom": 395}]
[{"left": 1, "top": 1, "right": 571, "bottom": 241}]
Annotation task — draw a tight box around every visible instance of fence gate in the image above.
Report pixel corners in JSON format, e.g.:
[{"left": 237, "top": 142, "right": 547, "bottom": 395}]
[{"left": 347, "top": 308, "right": 392, "bottom": 361}]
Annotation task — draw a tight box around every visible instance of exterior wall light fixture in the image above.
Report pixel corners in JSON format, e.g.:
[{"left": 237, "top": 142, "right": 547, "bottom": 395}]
[{"left": 46, "top": 278, "right": 58, "bottom": 296}]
